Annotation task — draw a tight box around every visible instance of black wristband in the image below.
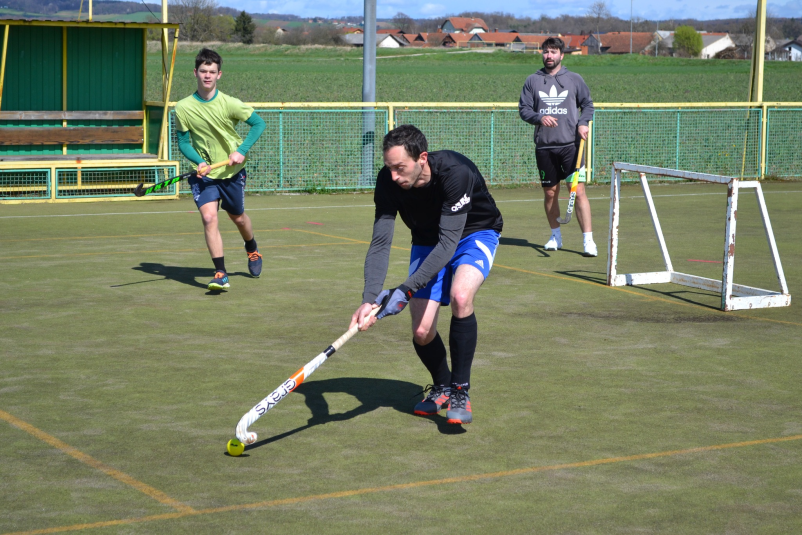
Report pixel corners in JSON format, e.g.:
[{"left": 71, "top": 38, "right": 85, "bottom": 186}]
[{"left": 397, "top": 284, "right": 414, "bottom": 299}]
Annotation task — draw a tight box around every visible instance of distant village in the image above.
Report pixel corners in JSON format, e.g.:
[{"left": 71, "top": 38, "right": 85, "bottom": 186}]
[{"left": 329, "top": 16, "right": 802, "bottom": 61}]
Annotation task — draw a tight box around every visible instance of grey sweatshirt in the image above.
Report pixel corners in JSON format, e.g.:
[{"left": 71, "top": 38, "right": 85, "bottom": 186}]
[{"left": 518, "top": 67, "right": 594, "bottom": 148}]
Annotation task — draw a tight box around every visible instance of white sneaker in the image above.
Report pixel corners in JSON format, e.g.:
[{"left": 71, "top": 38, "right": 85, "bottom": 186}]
[
  {"left": 583, "top": 241, "right": 598, "bottom": 257},
  {"left": 544, "top": 235, "right": 562, "bottom": 251}
]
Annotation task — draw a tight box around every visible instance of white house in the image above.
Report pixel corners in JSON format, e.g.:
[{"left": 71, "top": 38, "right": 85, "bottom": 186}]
[
  {"left": 779, "top": 38, "right": 802, "bottom": 61},
  {"left": 659, "top": 32, "right": 735, "bottom": 59},
  {"left": 341, "top": 33, "right": 408, "bottom": 48}
]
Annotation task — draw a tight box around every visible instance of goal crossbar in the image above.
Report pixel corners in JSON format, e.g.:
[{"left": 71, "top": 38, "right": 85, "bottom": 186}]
[{"left": 607, "top": 163, "right": 791, "bottom": 311}]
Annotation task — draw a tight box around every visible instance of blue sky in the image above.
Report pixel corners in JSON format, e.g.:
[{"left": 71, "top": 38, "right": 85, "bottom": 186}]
[{"left": 234, "top": 0, "right": 802, "bottom": 21}]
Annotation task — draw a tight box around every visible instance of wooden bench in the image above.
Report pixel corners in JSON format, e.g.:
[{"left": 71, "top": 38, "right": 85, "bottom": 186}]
[{"left": 0, "top": 111, "right": 145, "bottom": 145}]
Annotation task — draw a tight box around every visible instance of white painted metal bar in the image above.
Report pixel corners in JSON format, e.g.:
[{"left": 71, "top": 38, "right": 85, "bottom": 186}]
[
  {"left": 640, "top": 172, "right": 673, "bottom": 272},
  {"left": 721, "top": 180, "right": 739, "bottom": 311},
  {"left": 752, "top": 184, "right": 790, "bottom": 296},
  {"left": 613, "top": 162, "right": 732, "bottom": 184},
  {"left": 613, "top": 271, "right": 672, "bottom": 286},
  {"left": 727, "top": 294, "right": 792, "bottom": 311},
  {"left": 607, "top": 166, "right": 621, "bottom": 286}
]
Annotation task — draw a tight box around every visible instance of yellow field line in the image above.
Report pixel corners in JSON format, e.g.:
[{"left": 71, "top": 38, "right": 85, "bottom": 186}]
[
  {"left": 0, "top": 242, "right": 361, "bottom": 260},
  {"left": 0, "top": 409, "right": 194, "bottom": 514},
  {"left": 6, "top": 433, "right": 802, "bottom": 535}
]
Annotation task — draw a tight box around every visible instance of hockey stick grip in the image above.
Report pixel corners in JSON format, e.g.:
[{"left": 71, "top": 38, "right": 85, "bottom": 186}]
[{"left": 134, "top": 160, "right": 229, "bottom": 197}]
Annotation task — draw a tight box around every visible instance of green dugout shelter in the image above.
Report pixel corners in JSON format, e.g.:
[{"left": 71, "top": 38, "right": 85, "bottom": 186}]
[{"left": 0, "top": 18, "right": 180, "bottom": 203}]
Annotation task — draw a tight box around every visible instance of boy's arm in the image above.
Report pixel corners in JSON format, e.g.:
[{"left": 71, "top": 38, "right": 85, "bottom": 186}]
[
  {"left": 176, "top": 130, "right": 206, "bottom": 166},
  {"left": 236, "top": 112, "right": 266, "bottom": 156}
]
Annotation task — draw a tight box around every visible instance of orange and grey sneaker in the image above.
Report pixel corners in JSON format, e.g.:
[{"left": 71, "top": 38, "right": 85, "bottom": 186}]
[
  {"left": 207, "top": 270, "right": 230, "bottom": 291},
  {"left": 246, "top": 249, "right": 263, "bottom": 277},
  {"left": 446, "top": 385, "right": 472, "bottom": 424},
  {"left": 413, "top": 384, "right": 451, "bottom": 416}
]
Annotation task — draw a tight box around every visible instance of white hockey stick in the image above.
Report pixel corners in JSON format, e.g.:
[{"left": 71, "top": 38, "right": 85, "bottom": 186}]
[
  {"left": 556, "top": 138, "right": 586, "bottom": 225},
  {"left": 235, "top": 307, "right": 381, "bottom": 445}
]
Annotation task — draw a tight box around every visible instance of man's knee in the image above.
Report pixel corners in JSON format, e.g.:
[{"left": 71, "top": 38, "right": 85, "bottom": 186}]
[
  {"left": 228, "top": 212, "right": 246, "bottom": 226},
  {"left": 412, "top": 325, "right": 437, "bottom": 345},
  {"left": 450, "top": 289, "right": 474, "bottom": 314},
  {"left": 200, "top": 209, "right": 218, "bottom": 227}
]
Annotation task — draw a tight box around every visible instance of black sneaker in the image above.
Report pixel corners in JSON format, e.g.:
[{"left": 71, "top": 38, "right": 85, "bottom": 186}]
[
  {"left": 413, "top": 384, "right": 451, "bottom": 416},
  {"left": 446, "top": 385, "right": 472, "bottom": 424},
  {"left": 246, "top": 249, "right": 263, "bottom": 277},
  {"left": 207, "top": 271, "right": 230, "bottom": 291}
]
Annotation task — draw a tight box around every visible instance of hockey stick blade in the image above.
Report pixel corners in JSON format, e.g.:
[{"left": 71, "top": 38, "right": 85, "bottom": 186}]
[
  {"left": 133, "top": 160, "right": 229, "bottom": 197},
  {"left": 235, "top": 307, "right": 382, "bottom": 446}
]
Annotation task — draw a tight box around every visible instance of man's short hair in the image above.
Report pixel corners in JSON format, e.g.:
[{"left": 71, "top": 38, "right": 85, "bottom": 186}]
[
  {"left": 542, "top": 37, "right": 565, "bottom": 54},
  {"left": 195, "top": 48, "right": 222, "bottom": 71},
  {"left": 383, "top": 125, "right": 428, "bottom": 160}
]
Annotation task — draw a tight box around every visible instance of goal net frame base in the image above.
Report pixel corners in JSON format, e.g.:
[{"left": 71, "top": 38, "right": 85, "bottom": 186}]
[{"left": 606, "top": 163, "right": 791, "bottom": 311}]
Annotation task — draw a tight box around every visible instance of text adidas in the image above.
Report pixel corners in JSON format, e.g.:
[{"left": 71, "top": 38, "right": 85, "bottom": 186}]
[
  {"left": 540, "top": 107, "right": 567, "bottom": 115},
  {"left": 451, "top": 194, "right": 471, "bottom": 212}
]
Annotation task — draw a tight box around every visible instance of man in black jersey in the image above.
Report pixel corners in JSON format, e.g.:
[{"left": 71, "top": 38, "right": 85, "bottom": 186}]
[{"left": 350, "top": 125, "right": 503, "bottom": 425}]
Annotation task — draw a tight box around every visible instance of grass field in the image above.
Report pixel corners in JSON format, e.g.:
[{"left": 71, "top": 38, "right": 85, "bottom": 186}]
[
  {"left": 2, "top": 182, "right": 801, "bottom": 533},
  {"left": 146, "top": 45, "right": 802, "bottom": 103}
]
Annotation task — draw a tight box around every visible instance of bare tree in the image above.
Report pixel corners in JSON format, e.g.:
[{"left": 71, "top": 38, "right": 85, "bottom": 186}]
[
  {"left": 587, "top": 0, "right": 610, "bottom": 53},
  {"left": 170, "top": 0, "right": 218, "bottom": 42},
  {"left": 393, "top": 12, "right": 416, "bottom": 34}
]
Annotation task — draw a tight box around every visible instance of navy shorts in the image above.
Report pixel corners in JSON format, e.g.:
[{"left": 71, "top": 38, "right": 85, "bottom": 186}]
[
  {"left": 409, "top": 229, "right": 500, "bottom": 306},
  {"left": 188, "top": 168, "right": 247, "bottom": 215},
  {"left": 535, "top": 144, "right": 585, "bottom": 188}
]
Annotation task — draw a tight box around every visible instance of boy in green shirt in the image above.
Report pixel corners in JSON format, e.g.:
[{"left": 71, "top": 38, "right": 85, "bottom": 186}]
[{"left": 174, "top": 48, "right": 266, "bottom": 291}]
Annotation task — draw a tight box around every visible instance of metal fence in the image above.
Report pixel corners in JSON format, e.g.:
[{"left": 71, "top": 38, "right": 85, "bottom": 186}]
[{"left": 162, "top": 103, "right": 801, "bottom": 193}]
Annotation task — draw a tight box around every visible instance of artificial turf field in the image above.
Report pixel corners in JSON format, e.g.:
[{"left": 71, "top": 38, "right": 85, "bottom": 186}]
[{"left": 1, "top": 181, "right": 801, "bottom": 533}]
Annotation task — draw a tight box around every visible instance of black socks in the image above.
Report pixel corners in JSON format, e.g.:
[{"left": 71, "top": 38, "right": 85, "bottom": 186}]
[
  {"left": 449, "top": 313, "right": 477, "bottom": 389},
  {"left": 244, "top": 238, "right": 258, "bottom": 253},
  {"left": 413, "top": 332, "right": 451, "bottom": 386},
  {"left": 212, "top": 256, "right": 226, "bottom": 273}
]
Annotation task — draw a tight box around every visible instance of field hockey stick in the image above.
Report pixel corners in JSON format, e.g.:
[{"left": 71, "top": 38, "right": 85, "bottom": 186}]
[
  {"left": 133, "top": 160, "right": 229, "bottom": 197},
  {"left": 235, "top": 306, "right": 381, "bottom": 445},
  {"left": 556, "top": 138, "right": 585, "bottom": 225}
]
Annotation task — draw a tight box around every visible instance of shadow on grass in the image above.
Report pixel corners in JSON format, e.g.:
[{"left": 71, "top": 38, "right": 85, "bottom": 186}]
[
  {"left": 111, "top": 263, "right": 249, "bottom": 294},
  {"left": 499, "top": 237, "right": 585, "bottom": 257},
  {"left": 244, "top": 377, "right": 465, "bottom": 451},
  {"left": 556, "top": 269, "right": 723, "bottom": 311}
]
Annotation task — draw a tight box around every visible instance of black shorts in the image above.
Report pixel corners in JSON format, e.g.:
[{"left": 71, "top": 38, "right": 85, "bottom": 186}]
[
  {"left": 188, "top": 168, "right": 247, "bottom": 216},
  {"left": 535, "top": 144, "right": 585, "bottom": 188}
]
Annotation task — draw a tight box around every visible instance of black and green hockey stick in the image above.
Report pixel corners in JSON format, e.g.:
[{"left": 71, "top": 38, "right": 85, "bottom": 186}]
[{"left": 133, "top": 160, "right": 228, "bottom": 197}]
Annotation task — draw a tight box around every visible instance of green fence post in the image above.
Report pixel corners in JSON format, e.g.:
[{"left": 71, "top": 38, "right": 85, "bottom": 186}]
[
  {"left": 490, "top": 109, "right": 495, "bottom": 184},
  {"left": 676, "top": 110, "right": 681, "bottom": 170},
  {"left": 279, "top": 110, "right": 284, "bottom": 189}
]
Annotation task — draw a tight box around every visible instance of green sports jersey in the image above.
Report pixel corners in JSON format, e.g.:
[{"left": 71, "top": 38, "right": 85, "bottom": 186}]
[{"left": 174, "top": 90, "right": 254, "bottom": 179}]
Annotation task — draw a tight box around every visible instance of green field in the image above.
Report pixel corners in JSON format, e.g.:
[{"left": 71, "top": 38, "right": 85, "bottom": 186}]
[
  {"left": 146, "top": 45, "right": 802, "bottom": 103},
  {"left": 2, "top": 183, "right": 801, "bottom": 533}
]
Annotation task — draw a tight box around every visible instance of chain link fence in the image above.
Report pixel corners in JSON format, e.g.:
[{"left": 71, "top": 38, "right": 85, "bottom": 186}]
[
  {"left": 171, "top": 109, "right": 388, "bottom": 192},
  {"left": 159, "top": 104, "right": 802, "bottom": 193}
]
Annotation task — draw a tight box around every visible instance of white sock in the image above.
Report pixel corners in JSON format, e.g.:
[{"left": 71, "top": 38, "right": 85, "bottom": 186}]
[
  {"left": 583, "top": 231, "right": 593, "bottom": 244},
  {"left": 552, "top": 227, "right": 562, "bottom": 238}
]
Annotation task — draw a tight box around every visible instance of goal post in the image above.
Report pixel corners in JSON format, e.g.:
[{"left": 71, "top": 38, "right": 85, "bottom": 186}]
[{"left": 607, "top": 162, "right": 791, "bottom": 311}]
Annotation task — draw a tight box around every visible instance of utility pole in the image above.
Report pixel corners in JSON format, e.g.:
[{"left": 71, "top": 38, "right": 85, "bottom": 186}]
[
  {"left": 361, "top": 0, "right": 377, "bottom": 186},
  {"left": 630, "top": 0, "right": 633, "bottom": 53}
]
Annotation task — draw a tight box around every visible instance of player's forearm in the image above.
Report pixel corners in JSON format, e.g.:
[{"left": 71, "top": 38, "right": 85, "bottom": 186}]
[
  {"left": 176, "top": 130, "right": 206, "bottom": 166},
  {"left": 577, "top": 84, "right": 595, "bottom": 126},
  {"left": 401, "top": 213, "right": 466, "bottom": 293},
  {"left": 236, "top": 112, "right": 267, "bottom": 156},
  {"left": 362, "top": 216, "right": 395, "bottom": 304},
  {"left": 518, "top": 82, "right": 543, "bottom": 125}
]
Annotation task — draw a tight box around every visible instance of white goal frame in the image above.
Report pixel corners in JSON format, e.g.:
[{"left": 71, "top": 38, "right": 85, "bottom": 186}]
[{"left": 607, "top": 163, "right": 791, "bottom": 311}]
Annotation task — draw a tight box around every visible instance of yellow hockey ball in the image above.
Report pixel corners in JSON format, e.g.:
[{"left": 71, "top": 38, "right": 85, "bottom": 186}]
[{"left": 227, "top": 438, "right": 245, "bottom": 457}]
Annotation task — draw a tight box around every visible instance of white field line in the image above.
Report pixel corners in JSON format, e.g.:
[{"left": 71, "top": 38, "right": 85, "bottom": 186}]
[{"left": 2, "top": 190, "right": 800, "bottom": 220}]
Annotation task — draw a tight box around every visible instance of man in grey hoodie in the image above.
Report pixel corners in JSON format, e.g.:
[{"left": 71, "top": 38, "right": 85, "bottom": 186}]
[{"left": 519, "top": 37, "right": 597, "bottom": 257}]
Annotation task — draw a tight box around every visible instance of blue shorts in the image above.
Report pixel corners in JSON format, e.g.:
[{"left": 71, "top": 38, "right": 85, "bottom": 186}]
[
  {"left": 409, "top": 229, "right": 500, "bottom": 305},
  {"left": 188, "top": 168, "right": 247, "bottom": 215}
]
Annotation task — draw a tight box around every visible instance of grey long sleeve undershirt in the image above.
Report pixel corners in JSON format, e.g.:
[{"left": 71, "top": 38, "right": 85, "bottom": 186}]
[{"left": 362, "top": 212, "right": 468, "bottom": 304}]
